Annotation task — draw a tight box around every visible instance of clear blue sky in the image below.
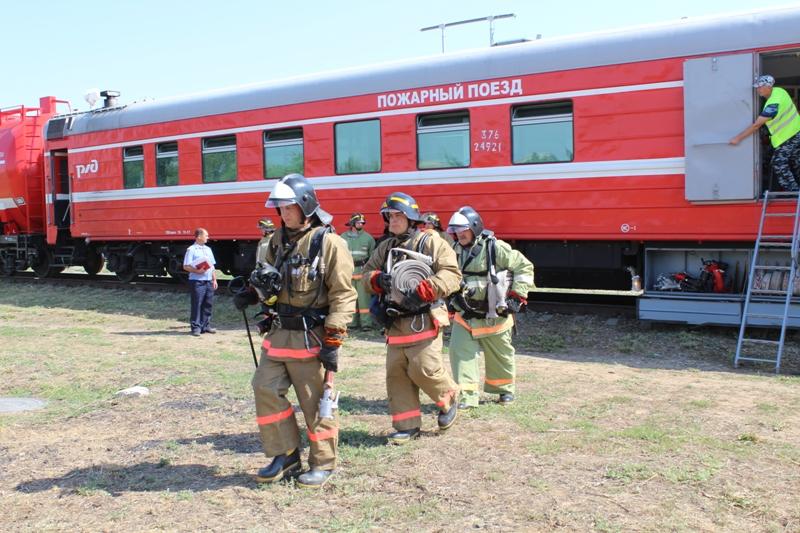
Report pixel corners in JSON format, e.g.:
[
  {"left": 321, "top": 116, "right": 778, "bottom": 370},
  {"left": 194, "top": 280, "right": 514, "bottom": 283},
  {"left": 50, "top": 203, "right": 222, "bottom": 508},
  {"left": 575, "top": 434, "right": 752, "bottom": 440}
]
[{"left": 4, "top": 0, "right": 795, "bottom": 111}]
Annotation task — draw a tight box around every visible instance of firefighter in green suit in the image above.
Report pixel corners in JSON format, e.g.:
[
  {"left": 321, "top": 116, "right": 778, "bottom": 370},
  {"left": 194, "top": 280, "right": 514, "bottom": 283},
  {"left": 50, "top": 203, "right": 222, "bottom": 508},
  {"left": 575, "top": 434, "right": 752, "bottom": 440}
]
[
  {"left": 446, "top": 206, "right": 534, "bottom": 408},
  {"left": 341, "top": 213, "right": 376, "bottom": 329}
]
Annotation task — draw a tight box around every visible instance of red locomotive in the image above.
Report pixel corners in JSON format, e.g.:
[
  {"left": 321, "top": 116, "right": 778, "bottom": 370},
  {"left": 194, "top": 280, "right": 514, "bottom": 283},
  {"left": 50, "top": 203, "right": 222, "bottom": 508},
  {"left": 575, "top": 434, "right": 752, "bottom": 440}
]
[{"left": 3, "top": 6, "right": 800, "bottom": 324}]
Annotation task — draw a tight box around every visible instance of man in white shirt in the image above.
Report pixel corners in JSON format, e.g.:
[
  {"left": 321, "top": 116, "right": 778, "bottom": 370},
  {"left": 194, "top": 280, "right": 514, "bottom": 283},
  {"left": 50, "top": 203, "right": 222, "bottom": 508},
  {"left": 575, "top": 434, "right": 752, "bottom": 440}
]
[{"left": 183, "top": 228, "right": 218, "bottom": 336}]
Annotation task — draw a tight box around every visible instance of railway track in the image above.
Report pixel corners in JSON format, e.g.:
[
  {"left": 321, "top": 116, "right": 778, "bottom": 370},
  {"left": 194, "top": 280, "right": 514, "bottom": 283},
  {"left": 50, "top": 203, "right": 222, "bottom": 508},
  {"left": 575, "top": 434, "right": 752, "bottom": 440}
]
[{"left": 1, "top": 271, "right": 635, "bottom": 317}]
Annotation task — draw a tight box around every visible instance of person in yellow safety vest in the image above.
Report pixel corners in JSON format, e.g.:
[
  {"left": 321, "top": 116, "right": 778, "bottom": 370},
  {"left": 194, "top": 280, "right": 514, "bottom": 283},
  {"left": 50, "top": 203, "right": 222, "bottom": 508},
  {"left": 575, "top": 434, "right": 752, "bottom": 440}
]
[
  {"left": 362, "top": 192, "right": 462, "bottom": 444},
  {"left": 731, "top": 75, "right": 800, "bottom": 191},
  {"left": 233, "top": 174, "right": 356, "bottom": 488},
  {"left": 256, "top": 217, "right": 276, "bottom": 265},
  {"left": 423, "top": 212, "right": 454, "bottom": 246},
  {"left": 446, "top": 206, "right": 535, "bottom": 408},
  {"left": 340, "top": 213, "right": 376, "bottom": 329}
]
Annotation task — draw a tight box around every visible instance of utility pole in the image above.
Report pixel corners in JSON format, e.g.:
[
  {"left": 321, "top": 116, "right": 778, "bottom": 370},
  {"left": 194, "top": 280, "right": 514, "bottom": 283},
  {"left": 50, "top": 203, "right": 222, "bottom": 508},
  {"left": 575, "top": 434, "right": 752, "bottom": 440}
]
[{"left": 421, "top": 13, "right": 516, "bottom": 53}]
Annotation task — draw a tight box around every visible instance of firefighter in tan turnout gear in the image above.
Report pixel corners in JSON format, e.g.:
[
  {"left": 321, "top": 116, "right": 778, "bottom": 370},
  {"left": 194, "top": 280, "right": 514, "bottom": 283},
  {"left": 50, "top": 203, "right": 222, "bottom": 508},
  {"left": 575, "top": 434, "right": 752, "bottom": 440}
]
[
  {"left": 447, "top": 206, "right": 534, "bottom": 408},
  {"left": 234, "top": 174, "right": 356, "bottom": 488},
  {"left": 362, "top": 192, "right": 462, "bottom": 444}
]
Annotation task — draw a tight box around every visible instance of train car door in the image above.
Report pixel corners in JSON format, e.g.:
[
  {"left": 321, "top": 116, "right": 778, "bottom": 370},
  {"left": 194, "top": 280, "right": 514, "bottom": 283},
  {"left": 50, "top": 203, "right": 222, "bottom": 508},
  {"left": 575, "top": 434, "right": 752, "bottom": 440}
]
[
  {"left": 684, "top": 53, "right": 757, "bottom": 201},
  {"left": 50, "top": 151, "right": 70, "bottom": 229}
]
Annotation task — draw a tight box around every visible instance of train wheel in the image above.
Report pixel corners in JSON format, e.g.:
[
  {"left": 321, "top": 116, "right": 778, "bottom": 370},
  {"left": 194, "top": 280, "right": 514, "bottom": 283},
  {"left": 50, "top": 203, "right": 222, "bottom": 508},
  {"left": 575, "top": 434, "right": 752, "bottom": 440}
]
[
  {"left": 31, "top": 247, "right": 52, "bottom": 277},
  {"left": 115, "top": 269, "right": 138, "bottom": 283},
  {"left": 167, "top": 257, "right": 189, "bottom": 284},
  {"left": 83, "top": 248, "right": 105, "bottom": 276}
]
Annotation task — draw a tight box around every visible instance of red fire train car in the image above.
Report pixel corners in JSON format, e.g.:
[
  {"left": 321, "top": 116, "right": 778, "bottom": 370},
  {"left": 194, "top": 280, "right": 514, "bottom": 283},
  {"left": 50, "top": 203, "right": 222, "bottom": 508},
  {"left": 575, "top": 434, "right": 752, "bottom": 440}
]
[
  {"left": 3, "top": 6, "right": 800, "bottom": 324},
  {"left": 0, "top": 97, "right": 105, "bottom": 276}
]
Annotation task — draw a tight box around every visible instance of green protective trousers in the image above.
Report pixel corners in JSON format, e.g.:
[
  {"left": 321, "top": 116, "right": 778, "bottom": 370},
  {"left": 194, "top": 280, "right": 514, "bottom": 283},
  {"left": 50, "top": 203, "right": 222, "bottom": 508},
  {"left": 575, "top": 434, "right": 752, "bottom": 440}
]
[
  {"left": 348, "top": 270, "right": 374, "bottom": 329},
  {"left": 449, "top": 321, "right": 516, "bottom": 407}
]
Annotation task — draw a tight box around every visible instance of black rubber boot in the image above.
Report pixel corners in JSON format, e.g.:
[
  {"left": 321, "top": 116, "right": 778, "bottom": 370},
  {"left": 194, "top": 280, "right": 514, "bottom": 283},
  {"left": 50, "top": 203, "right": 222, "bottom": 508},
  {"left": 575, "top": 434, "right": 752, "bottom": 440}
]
[
  {"left": 498, "top": 393, "right": 515, "bottom": 405},
  {"left": 437, "top": 402, "right": 459, "bottom": 431},
  {"left": 254, "top": 448, "right": 301, "bottom": 483},
  {"left": 296, "top": 468, "right": 334, "bottom": 488},
  {"left": 387, "top": 427, "right": 420, "bottom": 445}
]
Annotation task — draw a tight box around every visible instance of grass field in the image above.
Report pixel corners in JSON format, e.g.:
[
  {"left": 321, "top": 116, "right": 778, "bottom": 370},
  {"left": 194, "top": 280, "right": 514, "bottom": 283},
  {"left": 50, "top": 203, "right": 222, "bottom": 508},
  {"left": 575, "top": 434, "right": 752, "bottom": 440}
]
[{"left": 1, "top": 283, "right": 800, "bottom": 532}]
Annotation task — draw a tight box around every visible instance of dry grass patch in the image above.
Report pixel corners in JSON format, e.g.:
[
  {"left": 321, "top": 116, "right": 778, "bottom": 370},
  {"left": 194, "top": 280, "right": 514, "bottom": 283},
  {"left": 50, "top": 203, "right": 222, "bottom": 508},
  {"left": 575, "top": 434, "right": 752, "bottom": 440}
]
[{"left": 1, "top": 284, "right": 800, "bottom": 531}]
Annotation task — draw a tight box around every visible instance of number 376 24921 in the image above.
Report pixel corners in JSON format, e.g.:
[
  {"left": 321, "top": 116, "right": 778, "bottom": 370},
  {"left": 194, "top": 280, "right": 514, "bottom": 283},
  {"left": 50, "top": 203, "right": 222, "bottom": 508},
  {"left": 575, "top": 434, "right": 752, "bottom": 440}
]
[{"left": 474, "top": 129, "right": 503, "bottom": 152}]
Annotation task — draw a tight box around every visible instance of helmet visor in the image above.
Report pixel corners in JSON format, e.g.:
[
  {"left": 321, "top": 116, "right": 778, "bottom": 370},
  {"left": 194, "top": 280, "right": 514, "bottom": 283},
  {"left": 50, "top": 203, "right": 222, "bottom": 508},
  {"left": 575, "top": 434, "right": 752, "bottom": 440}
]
[
  {"left": 265, "top": 198, "right": 296, "bottom": 208},
  {"left": 266, "top": 180, "right": 298, "bottom": 208},
  {"left": 447, "top": 225, "right": 469, "bottom": 235},
  {"left": 447, "top": 211, "right": 471, "bottom": 234}
]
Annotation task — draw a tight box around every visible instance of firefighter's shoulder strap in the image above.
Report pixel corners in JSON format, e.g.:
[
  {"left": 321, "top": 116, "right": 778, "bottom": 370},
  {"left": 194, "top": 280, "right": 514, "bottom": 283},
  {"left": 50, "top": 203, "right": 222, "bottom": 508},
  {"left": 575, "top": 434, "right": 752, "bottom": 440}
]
[
  {"left": 308, "top": 225, "right": 331, "bottom": 266},
  {"left": 413, "top": 230, "right": 431, "bottom": 255},
  {"left": 462, "top": 231, "right": 496, "bottom": 277}
]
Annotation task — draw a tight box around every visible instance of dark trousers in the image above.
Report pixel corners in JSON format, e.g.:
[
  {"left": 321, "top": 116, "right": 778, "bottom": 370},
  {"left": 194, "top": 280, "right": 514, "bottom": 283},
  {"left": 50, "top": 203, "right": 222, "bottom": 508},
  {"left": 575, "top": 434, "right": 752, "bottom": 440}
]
[
  {"left": 189, "top": 280, "right": 214, "bottom": 332},
  {"left": 771, "top": 132, "right": 800, "bottom": 191}
]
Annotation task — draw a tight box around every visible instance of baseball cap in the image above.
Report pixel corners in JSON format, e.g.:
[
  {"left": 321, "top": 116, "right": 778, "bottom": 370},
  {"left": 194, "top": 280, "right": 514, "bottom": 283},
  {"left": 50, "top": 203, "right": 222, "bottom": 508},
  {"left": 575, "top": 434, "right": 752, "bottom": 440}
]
[{"left": 753, "top": 75, "right": 775, "bottom": 88}]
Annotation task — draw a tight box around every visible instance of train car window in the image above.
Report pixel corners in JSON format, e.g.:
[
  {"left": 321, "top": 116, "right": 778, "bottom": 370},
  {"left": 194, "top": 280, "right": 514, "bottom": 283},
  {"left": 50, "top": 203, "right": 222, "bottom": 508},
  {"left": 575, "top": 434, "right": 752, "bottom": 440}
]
[
  {"left": 202, "top": 135, "right": 237, "bottom": 183},
  {"left": 334, "top": 119, "right": 380, "bottom": 174},
  {"left": 123, "top": 146, "right": 144, "bottom": 189},
  {"left": 417, "top": 111, "right": 470, "bottom": 169},
  {"left": 156, "top": 141, "right": 179, "bottom": 187},
  {"left": 264, "top": 128, "right": 303, "bottom": 179},
  {"left": 512, "top": 101, "right": 573, "bottom": 164}
]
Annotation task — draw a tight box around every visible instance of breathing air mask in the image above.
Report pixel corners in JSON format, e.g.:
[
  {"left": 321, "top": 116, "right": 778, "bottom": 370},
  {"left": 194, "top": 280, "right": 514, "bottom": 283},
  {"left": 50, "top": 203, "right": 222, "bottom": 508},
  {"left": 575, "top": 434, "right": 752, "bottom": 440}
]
[{"left": 250, "top": 263, "right": 283, "bottom": 306}]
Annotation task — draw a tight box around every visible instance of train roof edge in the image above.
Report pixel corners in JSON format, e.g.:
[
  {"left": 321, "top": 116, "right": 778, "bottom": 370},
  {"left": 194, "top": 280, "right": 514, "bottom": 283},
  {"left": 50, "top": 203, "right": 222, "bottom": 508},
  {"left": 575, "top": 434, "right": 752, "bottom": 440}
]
[{"left": 50, "top": 5, "right": 800, "bottom": 138}]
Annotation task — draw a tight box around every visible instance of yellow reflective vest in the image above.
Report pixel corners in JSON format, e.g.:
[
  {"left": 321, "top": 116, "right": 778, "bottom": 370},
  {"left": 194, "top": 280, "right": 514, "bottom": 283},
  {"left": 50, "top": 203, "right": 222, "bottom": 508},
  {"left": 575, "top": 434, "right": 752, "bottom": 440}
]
[{"left": 764, "top": 87, "right": 800, "bottom": 148}]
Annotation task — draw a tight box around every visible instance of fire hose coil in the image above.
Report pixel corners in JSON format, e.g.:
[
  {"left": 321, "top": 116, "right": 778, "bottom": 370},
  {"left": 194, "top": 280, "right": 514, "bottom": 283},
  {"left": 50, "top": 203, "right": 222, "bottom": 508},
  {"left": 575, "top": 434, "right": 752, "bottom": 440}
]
[{"left": 389, "top": 259, "right": 433, "bottom": 304}]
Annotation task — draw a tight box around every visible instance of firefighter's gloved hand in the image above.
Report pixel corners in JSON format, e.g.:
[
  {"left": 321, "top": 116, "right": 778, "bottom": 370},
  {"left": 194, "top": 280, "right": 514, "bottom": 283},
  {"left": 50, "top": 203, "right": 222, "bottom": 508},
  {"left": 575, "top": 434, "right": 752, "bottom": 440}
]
[
  {"left": 319, "top": 327, "right": 345, "bottom": 372},
  {"left": 319, "top": 345, "right": 338, "bottom": 373},
  {"left": 255, "top": 314, "right": 274, "bottom": 336},
  {"left": 233, "top": 287, "right": 258, "bottom": 311},
  {"left": 370, "top": 271, "right": 393, "bottom": 294},
  {"left": 401, "top": 279, "right": 437, "bottom": 310},
  {"left": 507, "top": 290, "right": 528, "bottom": 314}
]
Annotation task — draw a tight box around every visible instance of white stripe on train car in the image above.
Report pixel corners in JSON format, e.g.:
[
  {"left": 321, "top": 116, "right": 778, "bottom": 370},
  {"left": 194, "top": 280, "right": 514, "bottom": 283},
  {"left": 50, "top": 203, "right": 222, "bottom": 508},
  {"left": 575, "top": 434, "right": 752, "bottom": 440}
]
[
  {"left": 44, "top": 194, "right": 71, "bottom": 204},
  {"left": 71, "top": 157, "right": 684, "bottom": 204},
  {"left": 68, "top": 81, "right": 683, "bottom": 154}
]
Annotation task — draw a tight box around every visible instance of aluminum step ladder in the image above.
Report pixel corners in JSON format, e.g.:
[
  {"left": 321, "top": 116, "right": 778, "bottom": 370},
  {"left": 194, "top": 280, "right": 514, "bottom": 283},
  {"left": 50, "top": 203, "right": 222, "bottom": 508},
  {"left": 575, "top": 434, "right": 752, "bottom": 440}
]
[{"left": 735, "top": 190, "right": 800, "bottom": 373}]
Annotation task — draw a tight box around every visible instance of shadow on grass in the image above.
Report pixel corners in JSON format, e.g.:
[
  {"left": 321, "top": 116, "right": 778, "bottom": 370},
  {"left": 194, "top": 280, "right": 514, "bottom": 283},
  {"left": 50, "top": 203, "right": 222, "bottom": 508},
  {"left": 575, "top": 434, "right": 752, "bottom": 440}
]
[
  {"left": 337, "top": 395, "right": 388, "bottom": 415},
  {"left": 0, "top": 283, "right": 246, "bottom": 326},
  {"left": 113, "top": 330, "right": 192, "bottom": 337},
  {"left": 168, "top": 426, "right": 388, "bottom": 454},
  {"left": 16, "top": 462, "right": 254, "bottom": 495},
  {"left": 339, "top": 427, "right": 386, "bottom": 449}
]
